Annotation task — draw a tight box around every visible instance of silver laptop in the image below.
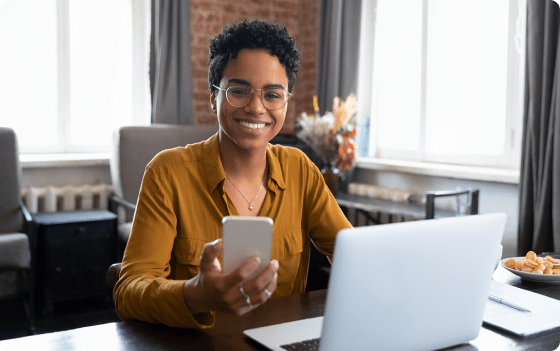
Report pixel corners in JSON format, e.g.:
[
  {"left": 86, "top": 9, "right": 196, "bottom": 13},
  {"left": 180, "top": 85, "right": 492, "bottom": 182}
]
[{"left": 244, "top": 213, "right": 506, "bottom": 351}]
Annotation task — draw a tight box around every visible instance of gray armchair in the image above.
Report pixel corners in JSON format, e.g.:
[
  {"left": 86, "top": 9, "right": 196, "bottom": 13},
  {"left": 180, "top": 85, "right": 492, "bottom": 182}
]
[
  {"left": 109, "top": 124, "right": 218, "bottom": 255},
  {"left": 0, "top": 127, "right": 34, "bottom": 330}
]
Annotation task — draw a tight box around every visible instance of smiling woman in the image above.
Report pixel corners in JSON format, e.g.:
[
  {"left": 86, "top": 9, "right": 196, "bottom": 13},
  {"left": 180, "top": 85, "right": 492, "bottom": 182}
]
[{"left": 113, "top": 19, "right": 352, "bottom": 330}]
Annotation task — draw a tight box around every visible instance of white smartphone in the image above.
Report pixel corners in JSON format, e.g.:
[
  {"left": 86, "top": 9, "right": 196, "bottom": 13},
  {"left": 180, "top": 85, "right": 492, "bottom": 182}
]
[{"left": 222, "top": 216, "right": 273, "bottom": 281}]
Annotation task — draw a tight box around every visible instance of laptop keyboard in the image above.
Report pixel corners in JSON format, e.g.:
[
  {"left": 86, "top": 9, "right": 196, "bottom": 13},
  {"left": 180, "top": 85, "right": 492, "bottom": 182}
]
[{"left": 280, "top": 338, "right": 320, "bottom": 350}]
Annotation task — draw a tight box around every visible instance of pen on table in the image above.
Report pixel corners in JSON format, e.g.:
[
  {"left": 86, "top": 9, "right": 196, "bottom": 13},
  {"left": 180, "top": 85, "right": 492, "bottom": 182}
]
[{"left": 488, "top": 294, "right": 531, "bottom": 313}]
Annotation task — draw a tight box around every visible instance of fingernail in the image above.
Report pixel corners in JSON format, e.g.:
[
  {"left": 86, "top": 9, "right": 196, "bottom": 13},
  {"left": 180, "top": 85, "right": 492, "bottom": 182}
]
[
  {"left": 254, "top": 256, "right": 261, "bottom": 266},
  {"left": 274, "top": 273, "right": 278, "bottom": 280},
  {"left": 273, "top": 261, "right": 279, "bottom": 270},
  {"left": 210, "top": 238, "right": 220, "bottom": 245}
]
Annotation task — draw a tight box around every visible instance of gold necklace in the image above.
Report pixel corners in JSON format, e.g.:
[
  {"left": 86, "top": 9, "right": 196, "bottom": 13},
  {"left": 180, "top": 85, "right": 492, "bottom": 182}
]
[{"left": 224, "top": 165, "right": 267, "bottom": 211}]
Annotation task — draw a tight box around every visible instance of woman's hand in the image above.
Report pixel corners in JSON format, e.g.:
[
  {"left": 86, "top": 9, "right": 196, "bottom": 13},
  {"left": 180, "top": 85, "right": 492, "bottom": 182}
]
[{"left": 182, "top": 238, "right": 279, "bottom": 316}]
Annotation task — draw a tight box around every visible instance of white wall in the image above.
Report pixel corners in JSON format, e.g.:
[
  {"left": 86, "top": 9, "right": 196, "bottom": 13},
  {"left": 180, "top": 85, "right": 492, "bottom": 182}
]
[{"left": 21, "top": 164, "right": 111, "bottom": 188}]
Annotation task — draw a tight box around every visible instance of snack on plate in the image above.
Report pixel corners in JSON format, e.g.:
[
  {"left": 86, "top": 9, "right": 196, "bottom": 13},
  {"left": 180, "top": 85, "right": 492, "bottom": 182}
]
[
  {"left": 504, "top": 258, "right": 516, "bottom": 269},
  {"left": 504, "top": 251, "right": 560, "bottom": 275}
]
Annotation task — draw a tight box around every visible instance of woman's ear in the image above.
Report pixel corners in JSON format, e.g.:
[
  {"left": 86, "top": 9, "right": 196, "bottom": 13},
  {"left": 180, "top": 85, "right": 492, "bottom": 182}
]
[{"left": 210, "top": 90, "right": 217, "bottom": 113}]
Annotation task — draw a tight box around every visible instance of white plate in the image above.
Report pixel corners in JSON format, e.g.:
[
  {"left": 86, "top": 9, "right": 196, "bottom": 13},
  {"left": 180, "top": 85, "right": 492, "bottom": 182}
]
[{"left": 500, "top": 257, "right": 560, "bottom": 282}]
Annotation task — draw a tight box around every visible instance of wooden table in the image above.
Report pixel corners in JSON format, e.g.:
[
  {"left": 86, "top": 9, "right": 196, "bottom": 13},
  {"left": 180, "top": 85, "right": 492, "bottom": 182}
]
[{"left": 2, "top": 259, "right": 560, "bottom": 350}]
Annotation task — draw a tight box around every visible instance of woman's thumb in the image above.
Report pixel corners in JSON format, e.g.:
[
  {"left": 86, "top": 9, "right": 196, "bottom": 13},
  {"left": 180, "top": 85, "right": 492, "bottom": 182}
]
[{"left": 199, "top": 238, "right": 222, "bottom": 266}]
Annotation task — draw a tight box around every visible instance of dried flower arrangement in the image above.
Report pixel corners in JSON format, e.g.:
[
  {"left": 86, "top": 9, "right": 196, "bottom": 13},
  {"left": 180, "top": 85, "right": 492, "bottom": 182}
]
[{"left": 296, "top": 94, "right": 358, "bottom": 173}]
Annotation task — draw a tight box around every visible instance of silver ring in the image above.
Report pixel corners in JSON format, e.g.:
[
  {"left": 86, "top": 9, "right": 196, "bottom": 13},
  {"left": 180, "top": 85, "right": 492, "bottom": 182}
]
[
  {"left": 240, "top": 286, "right": 252, "bottom": 307},
  {"left": 265, "top": 289, "right": 272, "bottom": 298},
  {"left": 240, "top": 286, "right": 250, "bottom": 299}
]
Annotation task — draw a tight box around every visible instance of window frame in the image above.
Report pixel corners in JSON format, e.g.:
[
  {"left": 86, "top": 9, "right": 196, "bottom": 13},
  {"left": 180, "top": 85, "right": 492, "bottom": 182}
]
[
  {"left": 6, "top": 0, "right": 151, "bottom": 155},
  {"left": 357, "top": 0, "right": 526, "bottom": 170}
]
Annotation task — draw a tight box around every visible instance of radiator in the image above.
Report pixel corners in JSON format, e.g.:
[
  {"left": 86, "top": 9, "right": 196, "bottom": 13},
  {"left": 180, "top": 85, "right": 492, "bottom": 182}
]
[{"left": 21, "top": 184, "right": 114, "bottom": 213}]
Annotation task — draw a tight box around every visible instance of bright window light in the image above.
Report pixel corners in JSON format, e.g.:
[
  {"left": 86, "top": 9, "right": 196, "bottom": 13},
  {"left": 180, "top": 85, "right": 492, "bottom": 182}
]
[
  {"left": 367, "top": 0, "right": 522, "bottom": 168},
  {"left": 0, "top": 0, "right": 59, "bottom": 150},
  {"left": 0, "top": 0, "right": 150, "bottom": 154}
]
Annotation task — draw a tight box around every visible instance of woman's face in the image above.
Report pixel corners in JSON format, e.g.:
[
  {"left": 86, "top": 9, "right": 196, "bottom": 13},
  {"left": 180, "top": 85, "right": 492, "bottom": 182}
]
[{"left": 211, "top": 49, "right": 289, "bottom": 153}]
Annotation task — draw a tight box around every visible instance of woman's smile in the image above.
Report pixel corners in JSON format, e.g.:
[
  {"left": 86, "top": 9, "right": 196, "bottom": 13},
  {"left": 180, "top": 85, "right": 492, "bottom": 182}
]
[{"left": 236, "top": 119, "right": 268, "bottom": 130}]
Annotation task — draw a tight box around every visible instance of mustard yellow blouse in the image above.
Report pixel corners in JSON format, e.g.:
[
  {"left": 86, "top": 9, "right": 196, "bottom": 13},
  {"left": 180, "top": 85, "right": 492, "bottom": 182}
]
[{"left": 114, "top": 133, "right": 352, "bottom": 329}]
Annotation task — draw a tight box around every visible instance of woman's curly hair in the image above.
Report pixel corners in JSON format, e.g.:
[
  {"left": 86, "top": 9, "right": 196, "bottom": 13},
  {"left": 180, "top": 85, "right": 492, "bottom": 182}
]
[{"left": 208, "top": 19, "right": 301, "bottom": 93}]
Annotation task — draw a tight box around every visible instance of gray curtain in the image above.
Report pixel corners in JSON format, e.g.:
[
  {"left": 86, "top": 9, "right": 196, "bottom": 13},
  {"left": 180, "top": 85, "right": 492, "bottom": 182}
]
[
  {"left": 518, "top": 0, "right": 560, "bottom": 254},
  {"left": 316, "top": 0, "right": 362, "bottom": 114},
  {"left": 150, "top": 0, "right": 193, "bottom": 125}
]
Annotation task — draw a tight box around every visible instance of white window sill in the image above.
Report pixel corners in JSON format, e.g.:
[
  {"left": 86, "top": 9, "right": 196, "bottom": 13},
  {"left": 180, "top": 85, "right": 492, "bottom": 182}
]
[
  {"left": 20, "top": 153, "right": 111, "bottom": 169},
  {"left": 355, "top": 157, "right": 520, "bottom": 184}
]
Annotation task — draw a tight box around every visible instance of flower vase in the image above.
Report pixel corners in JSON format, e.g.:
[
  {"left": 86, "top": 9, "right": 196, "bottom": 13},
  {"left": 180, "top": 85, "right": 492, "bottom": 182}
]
[{"left": 321, "top": 165, "right": 340, "bottom": 196}]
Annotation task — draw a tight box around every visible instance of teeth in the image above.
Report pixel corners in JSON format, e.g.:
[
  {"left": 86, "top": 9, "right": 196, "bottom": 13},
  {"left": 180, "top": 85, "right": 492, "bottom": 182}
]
[{"left": 238, "top": 120, "right": 266, "bottom": 129}]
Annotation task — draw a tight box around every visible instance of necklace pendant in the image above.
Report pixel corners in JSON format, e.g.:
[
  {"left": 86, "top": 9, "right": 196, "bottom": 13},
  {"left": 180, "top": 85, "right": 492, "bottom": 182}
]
[{"left": 249, "top": 204, "right": 253, "bottom": 211}]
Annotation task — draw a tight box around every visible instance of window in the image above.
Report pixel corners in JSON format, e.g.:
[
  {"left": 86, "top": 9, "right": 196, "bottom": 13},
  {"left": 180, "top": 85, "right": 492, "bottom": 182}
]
[
  {"left": 358, "top": 0, "right": 525, "bottom": 169},
  {"left": 0, "top": 0, "right": 151, "bottom": 154}
]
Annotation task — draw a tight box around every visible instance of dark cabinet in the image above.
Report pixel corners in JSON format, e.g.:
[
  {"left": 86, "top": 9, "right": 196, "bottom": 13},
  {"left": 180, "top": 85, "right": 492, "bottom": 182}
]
[{"left": 30, "top": 210, "right": 117, "bottom": 317}]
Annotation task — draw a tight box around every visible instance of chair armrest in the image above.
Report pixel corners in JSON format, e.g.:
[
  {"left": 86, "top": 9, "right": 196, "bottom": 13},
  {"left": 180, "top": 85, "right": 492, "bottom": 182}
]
[
  {"left": 425, "top": 189, "right": 479, "bottom": 219},
  {"left": 21, "top": 203, "right": 36, "bottom": 239},
  {"left": 106, "top": 262, "right": 122, "bottom": 290},
  {"left": 426, "top": 189, "right": 472, "bottom": 198},
  {"left": 21, "top": 203, "right": 33, "bottom": 223},
  {"left": 108, "top": 195, "right": 136, "bottom": 213}
]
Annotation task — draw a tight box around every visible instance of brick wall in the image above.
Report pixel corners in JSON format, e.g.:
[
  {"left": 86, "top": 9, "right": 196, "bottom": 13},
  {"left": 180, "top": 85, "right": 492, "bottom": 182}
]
[{"left": 190, "top": 0, "right": 320, "bottom": 132}]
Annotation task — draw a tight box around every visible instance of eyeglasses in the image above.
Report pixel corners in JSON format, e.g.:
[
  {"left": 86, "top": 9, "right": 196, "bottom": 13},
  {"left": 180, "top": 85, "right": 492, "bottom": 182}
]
[{"left": 213, "top": 85, "right": 292, "bottom": 111}]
